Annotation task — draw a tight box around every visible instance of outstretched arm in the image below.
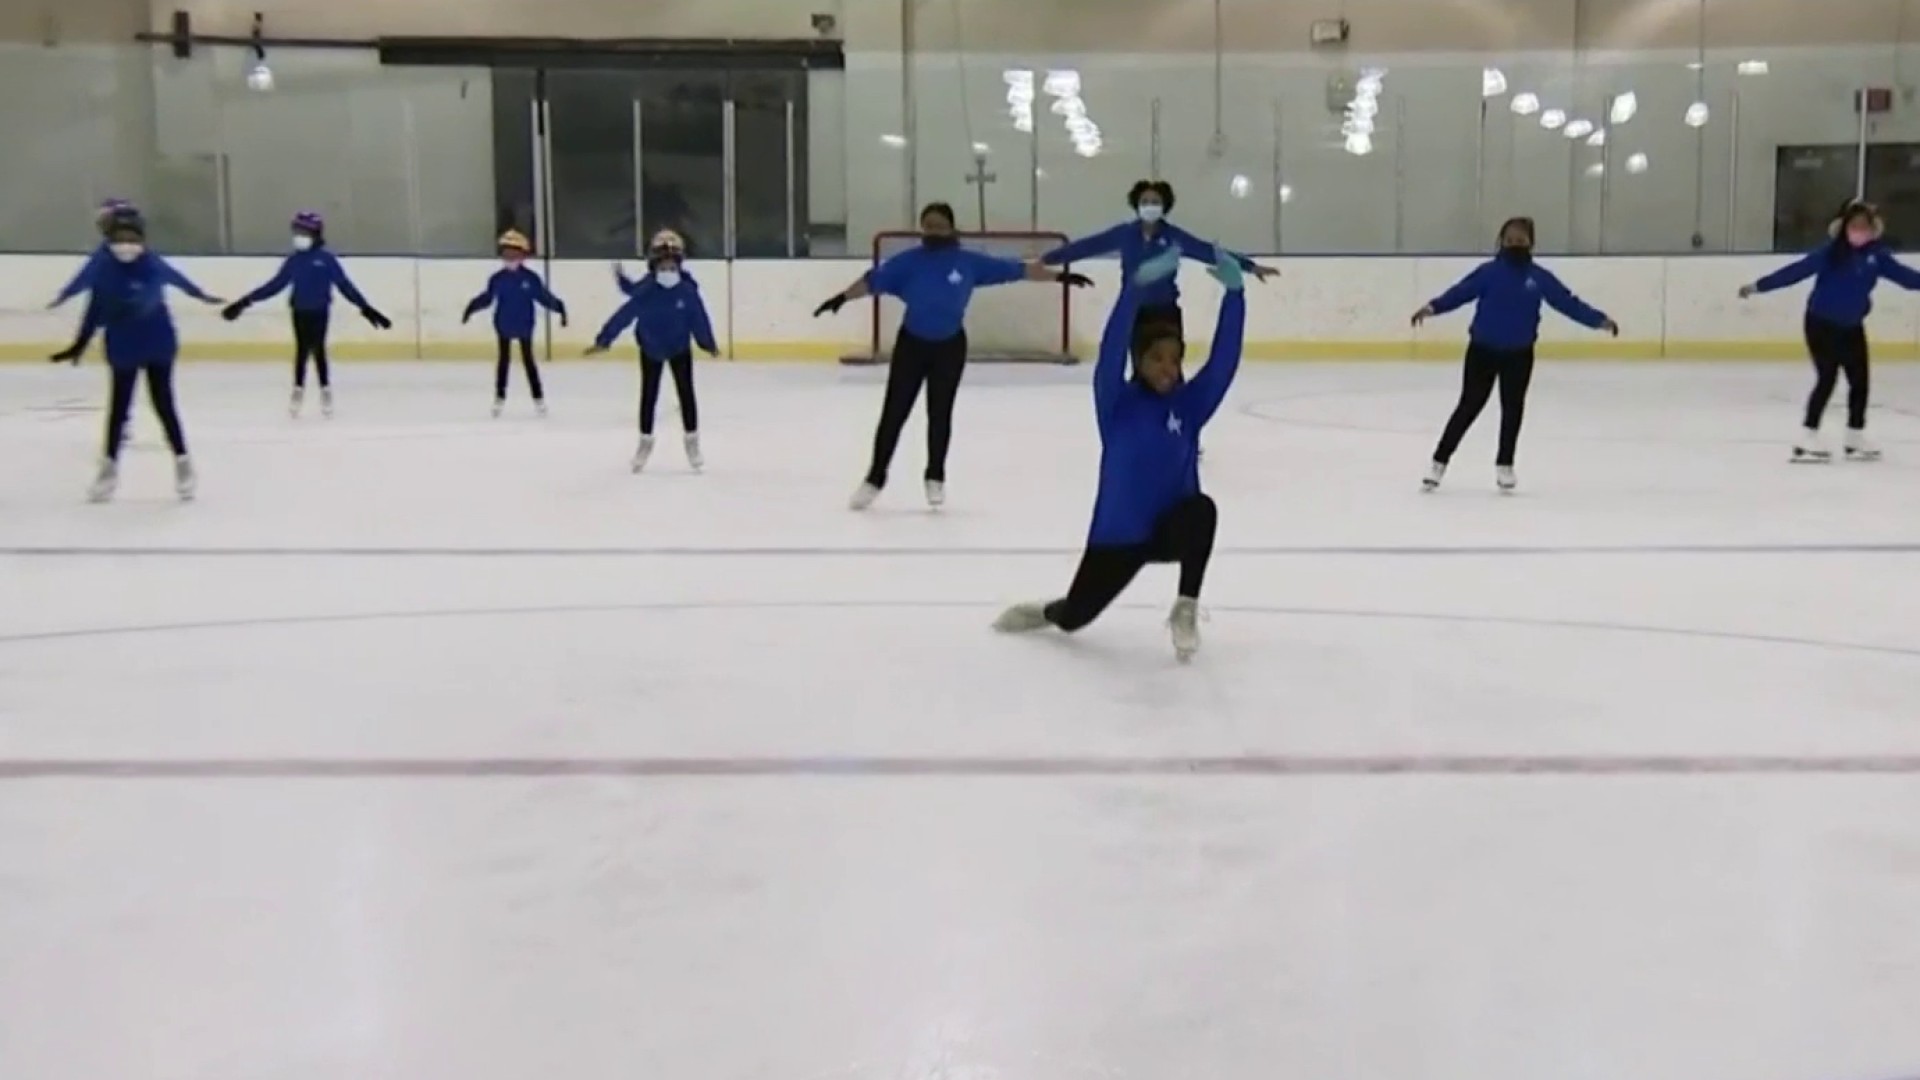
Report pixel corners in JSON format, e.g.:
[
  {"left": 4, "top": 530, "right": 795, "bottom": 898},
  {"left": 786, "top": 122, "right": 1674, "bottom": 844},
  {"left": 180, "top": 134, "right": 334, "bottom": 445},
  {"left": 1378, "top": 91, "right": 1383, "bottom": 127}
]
[
  {"left": 589, "top": 298, "right": 641, "bottom": 351},
  {"left": 1877, "top": 249, "right": 1920, "bottom": 291},
  {"left": 1037, "top": 223, "right": 1128, "bottom": 267},
  {"left": 1415, "top": 264, "right": 1489, "bottom": 322},
  {"left": 1183, "top": 289, "right": 1247, "bottom": 425},
  {"left": 462, "top": 275, "right": 498, "bottom": 321},
  {"left": 1163, "top": 223, "right": 1266, "bottom": 276},
  {"left": 1749, "top": 249, "right": 1822, "bottom": 294},
  {"left": 614, "top": 263, "right": 644, "bottom": 296},
  {"left": 532, "top": 275, "right": 567, "bottom": 319},
  {"left": 1536, "top": 268, "right": 1613, "bottom": 330},
  {"left": 1092, "top": 285, "right": 1142, "bottom": 429},
  {"left": 241, "top": 259, "right": 295, "bottom": 305},
  {"left": 326, "top": 256, "right": 373, "bottom": 309},
  {"left": 50, "top": 248, "right": 107, "bottom": 309},
  {"left": 155, "top": 257, "right": 221, "bottom": 304}
]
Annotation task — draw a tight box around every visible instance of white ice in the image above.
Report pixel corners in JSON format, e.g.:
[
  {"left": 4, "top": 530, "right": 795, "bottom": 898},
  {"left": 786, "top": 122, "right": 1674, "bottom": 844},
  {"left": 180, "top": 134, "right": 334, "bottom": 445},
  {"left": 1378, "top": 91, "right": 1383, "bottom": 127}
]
[{"left": 2, "top": 359, "right": 1919, "bottom": 1080}]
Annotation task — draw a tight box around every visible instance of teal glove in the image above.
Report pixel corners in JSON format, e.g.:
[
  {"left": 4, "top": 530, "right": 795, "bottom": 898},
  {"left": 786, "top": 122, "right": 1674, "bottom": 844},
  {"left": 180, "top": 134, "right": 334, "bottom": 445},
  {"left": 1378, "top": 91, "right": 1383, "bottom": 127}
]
[
  {"left": 1208, "top": 245, "right": 1245, "bottom": 291},
  {"left": 1132, "top": 247, "right": 1182, "bottom": 286}
]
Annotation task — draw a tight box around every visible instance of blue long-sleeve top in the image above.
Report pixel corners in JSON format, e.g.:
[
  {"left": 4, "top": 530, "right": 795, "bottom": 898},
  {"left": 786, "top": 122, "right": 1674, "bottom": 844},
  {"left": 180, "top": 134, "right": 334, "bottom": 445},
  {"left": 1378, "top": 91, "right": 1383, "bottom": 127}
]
[
  {"left": 867, "top": 245, "right": 1029, "bottom": 341},
  {"left": 594, "top": 273, "right": 718, "bottom": 357},
  {"left": 464, "top": 266, "right": 567, "bottom": 338},
  {"left": 50, "top": 243, "right": 110, "bottom": 308},
  {"left": 1084, "top": 284, "right": 1246, "bottom": 546},
  {"left": 1752, "top": 241, "right": 1920, "bottom": 326},
  {"left": 68, "top": 252, "right": 218, "bottom": 370},
  {"left": 240, "top": 248, "right": 373, "bottom": 312},
  {"left": 1039, "top": 221, "right": 1258, "bottom": 308},
  {"left": 1425, "top": 257, "right": 1610, "bottom": 350}
]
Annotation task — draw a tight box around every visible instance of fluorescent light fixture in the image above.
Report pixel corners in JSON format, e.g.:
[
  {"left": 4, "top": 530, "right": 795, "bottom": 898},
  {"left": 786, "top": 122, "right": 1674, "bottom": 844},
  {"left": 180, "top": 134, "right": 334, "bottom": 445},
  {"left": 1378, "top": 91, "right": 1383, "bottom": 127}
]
[
  {"left": 1355, "top": 68, "right": 1387, "bottom": 94},
  {"left": 1540, "top": 109, "right": 1567, "bottom": 130},
  {"left": 879, "top": 133, "right": 907, "bottom": 148},
  {"left": 1585, "top": 162, "right": 1605, "bottom": 177},
  {"left": 1684, "top": 101, "right": 1710, "bottom": 127},
  {"left": 971, "top": 141, "right": 990, "bottom": 154},
  {"left": 1229, "top": 174, "right": 1251, "bottom": 198},
  {"left": 1625, "top": 152, "right": 1649, "bottom": 174},
  {"left": 1609, "top": 91, "right": 1638, "bottom": 124},
  {"left": 1563, "top": 118, "right": 1594, "bottom": 139},
  {"left": 1043, "top": 70, "right": 1081, "bottom": 97},
  {"left": 1344, "top": 131, "right": 1373, "bottom": 155},
  {"left": 1737, "top": 59, "right": 1769, "bottom": 75},
  {"left": 1343, "top": 116, "right": 1376, "bottom": 136},
  {"left": 1482, "top": 67, "right": 1508, "bottom": 96},
  {"left": 1685, "top": 60, "right": 1704, "bottom": 71},
  {"left": 1510, "top": 92, "right": 1541, "bottom": 116},
  {"left": 1586, "top": 128, "right": 1607, "bottom": 147},
  {"left": 1279, "top": 183, "right": 1294, "bottom": 204}
]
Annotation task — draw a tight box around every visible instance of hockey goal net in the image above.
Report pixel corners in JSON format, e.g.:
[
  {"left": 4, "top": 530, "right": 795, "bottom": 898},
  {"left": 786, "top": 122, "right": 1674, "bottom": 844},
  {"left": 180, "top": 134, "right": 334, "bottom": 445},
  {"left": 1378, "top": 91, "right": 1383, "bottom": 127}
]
[{"left": 841, "top": 230, "right": 1078, "bottom": 365}]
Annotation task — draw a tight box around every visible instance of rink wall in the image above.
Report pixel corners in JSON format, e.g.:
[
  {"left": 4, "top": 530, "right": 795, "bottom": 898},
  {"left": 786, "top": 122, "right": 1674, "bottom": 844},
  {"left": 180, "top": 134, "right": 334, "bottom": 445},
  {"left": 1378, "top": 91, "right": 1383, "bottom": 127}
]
[{"left": 3, "top": 253, "right": 1917, "bottom": 363}]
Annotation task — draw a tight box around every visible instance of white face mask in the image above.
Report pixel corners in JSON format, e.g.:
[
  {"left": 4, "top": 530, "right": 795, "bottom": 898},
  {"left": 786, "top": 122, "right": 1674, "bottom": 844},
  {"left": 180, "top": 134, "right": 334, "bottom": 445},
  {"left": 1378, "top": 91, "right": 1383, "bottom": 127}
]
[
  {"left": 292, "top": 235, "right": 313, "bottom": 252},
  {"left": 1137, "top": 203, "right": 1165, "bottom": 223},
  {"left": 654, "top": 270, "right": 682, "bottom": 289},
  {"left": 110, "top": 242, "right": 143, "bottom": 263}
]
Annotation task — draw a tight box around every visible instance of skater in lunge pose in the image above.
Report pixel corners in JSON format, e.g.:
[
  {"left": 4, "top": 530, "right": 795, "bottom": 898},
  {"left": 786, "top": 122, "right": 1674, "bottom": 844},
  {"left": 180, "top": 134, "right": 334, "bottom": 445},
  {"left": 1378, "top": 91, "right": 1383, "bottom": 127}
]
[
  {"left": 993, "top": 244, "right": 1244, "bottom": 663},
  {"left": 812, "top": 201, "right": 1093, "bottom": 510},
  {"left": 47, "top": 205, "right": 223, "bottom": 502},
  {"left": 222, "top": 211, "right": 391, "bottom": 417},
  {"left": 1412, "top": 216, "right": 1616, "bottom": 493},
  {"left": 463, "top": 229, "right": 567, "bottom": 416},
  {"left": 587, "top": 229, "right": 719, "bottom": 472},
  {"left": 1739, "top": 199, "right": 1920, "bottom": 462}
]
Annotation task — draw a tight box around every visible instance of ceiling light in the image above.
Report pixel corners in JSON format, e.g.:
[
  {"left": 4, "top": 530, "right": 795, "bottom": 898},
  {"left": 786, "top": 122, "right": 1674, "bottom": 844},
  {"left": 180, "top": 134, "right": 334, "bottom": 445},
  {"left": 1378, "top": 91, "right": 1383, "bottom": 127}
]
[
  {"left": 1684, "top": 101, "right": 1710, "bottom": 127},
  {"left": 1510, "top": 92, "right": 1541, "bottom": 116},
  {"left": 1563, "top": 119, "right": 1594, "bottom": 139},
  {"left": 1540, "top": 109, "right": 1567, "bottom": 130},
  {"left": 1737, "top": 59, "right": 1769, "bottom": 75},
  {"left": 1482, "top": 68, "right": 1508, "bottom": 97},
  {"left": 1625, "top": 152, "right": 1649, "bottom": 174},
  {"left": 1609, "top": 91, "right": 1638, "bottom": 124}
]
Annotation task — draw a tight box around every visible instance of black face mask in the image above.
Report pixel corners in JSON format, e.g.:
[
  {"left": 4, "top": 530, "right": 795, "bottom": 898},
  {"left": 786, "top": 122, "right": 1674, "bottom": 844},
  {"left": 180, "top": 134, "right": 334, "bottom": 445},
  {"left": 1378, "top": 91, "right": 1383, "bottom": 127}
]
[
  {"left": 921, "top": 232, "right": 958, "bottom": 249},
  {"left": 1498, "top": 245, "right": 1532, "bottom": 264}
]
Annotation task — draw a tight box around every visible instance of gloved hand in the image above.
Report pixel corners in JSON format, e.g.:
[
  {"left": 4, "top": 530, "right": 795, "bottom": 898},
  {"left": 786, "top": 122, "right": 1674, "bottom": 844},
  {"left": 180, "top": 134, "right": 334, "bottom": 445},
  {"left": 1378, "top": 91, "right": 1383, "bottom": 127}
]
[
  {"left": 49, "top": 345, "right": 82, "bottom": 364},
  {"left": 1207, "top": 246, "right": 1246, "bottom": 292},
  {"left": 360, "top": 306, "right": 392, "bottom": 330},
  {"left": 813, "top": 294, "right": 847, "bottom": 318},
  {"left": 1133, "top": 248, "right": 1182, "bottom": 286},
  {"left": 221, "top": 301, "right": 249, "bottom": 322},
  {"left": 1060, "top": 272, "right": 1093, "bottom": 288}
]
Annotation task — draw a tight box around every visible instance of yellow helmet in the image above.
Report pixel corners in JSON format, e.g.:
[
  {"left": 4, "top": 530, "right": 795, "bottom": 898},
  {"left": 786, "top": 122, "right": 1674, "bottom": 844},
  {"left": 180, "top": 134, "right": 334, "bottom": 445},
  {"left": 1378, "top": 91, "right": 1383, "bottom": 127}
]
[{"left": 497, "top": 229, "right": 532, "bottom": 253}]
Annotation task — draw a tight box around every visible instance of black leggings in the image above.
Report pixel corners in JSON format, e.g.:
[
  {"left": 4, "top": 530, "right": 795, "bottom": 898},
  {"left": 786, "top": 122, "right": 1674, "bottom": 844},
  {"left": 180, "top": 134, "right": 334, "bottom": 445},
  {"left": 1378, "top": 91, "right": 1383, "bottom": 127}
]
[
  {"left": 1044, "top": 494, "right": 1218, "bottom": 632},
  {"left": 640, "top": 351, "right": 698, "bottom": 435},
  {"left": 867, "top": 327, "right": 967, "bottom": 486},
  {"left": 292, "top": 309, "right": 331, "bottom": 388},
  {"left": 1803, "top": 315, "right": 1869, "bottom": 430},
  {"left": 495, "top": 337, "right": 543, "bottom": 400},
  {"left": 1432, "top": 342, "right": 1536, "bottom": 467},
  {"left": 104, "top": 362, "right": 187, "bottom": 461}
]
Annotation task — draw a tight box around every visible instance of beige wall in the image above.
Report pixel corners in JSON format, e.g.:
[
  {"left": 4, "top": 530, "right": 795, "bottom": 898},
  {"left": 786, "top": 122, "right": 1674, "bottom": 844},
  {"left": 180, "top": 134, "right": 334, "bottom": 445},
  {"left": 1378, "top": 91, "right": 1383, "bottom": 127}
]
[{"left": 9, "top": 0, "right": 1920, "bottom": 50}]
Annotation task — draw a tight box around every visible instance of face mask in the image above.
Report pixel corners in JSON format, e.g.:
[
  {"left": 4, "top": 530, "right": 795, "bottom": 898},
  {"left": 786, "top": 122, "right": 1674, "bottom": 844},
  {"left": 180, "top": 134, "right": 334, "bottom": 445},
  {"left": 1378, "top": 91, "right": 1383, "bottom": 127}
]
[
  {"left": 110, "top": 242, "right": 143, "bottom": 263},
  {"left": 1846, "top": 228, "right": 1875, "bottom": 248},
  {"left": 502, "top": 254, "right": 525, "bottom": 269},
  {"left": 654, "top": 270, "right": 682, "bottom": 288},
  {"left": 1137, "top": 204, "right": 1165, "bottom": 223},
  {"left": 1499, "top": 244, "right": 1532, "bottom": 263},
  {"left": 921, "top": 232, "right": 958, "bottom": 249},
  {"left": 292, "top": 235, "right": 313, "bottom": 252}
]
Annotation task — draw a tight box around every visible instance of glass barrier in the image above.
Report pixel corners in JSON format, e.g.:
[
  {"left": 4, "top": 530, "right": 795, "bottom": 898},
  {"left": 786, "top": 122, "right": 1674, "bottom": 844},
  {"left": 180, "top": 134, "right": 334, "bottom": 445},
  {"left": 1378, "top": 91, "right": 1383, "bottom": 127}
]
[{"left": 0, "top": 38, "right": 1912, "bottom": 257}]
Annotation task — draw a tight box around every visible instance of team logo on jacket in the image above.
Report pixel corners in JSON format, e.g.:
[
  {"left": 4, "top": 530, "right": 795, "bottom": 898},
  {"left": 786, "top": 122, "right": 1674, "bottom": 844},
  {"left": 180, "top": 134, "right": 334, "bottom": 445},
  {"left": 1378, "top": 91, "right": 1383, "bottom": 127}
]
[
  {"left": 1525, "top": 276, "right": 1538, "bottom": 291},
  {"left": 947, "top": 269, "right": 963, "bottom": 285},
  {"left": 1166, "top": 413, "right": 1183, "bottom": 434}
]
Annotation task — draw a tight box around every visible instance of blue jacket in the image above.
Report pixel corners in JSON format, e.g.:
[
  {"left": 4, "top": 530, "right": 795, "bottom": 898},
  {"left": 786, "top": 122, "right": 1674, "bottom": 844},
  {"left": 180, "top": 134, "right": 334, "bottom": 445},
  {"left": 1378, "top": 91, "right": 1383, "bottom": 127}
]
[
  {"left": 1085, "top": 285, "right": 1245, "bottom": 546},
  {"left": 240, "top": 247, "right": 374, "bottom": 312},
  {"left": 1040, "top": 221, "right": 1258, "bottom": 308},
  {"left": 596, "top": 272, "right": 718, "bottom": 358},
  {"left": 51, "top": 243, "right": 110, "bottom": 308},
  {"left": 867, "top": 245, "right": 1029, "bottom": 341},
  {"left": 464, "top": 266, "right": 567, "bottom": 338},
  {"left": 1753, "top": 241, "right": 1920, "bottom": 326},
  {"left": 69, "top": 252, "right": 218, "bottom": 370},
  {"left": 1426, "top": 255, "right": 1610, "bottom": 350}
]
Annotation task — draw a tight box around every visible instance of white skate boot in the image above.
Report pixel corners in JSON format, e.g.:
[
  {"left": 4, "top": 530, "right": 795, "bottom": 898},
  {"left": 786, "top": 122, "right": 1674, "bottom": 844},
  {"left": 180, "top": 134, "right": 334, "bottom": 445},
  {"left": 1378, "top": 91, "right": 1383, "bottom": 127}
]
[
  {"left": 684, "top": 432, "right": 704, "bottom": 471},
  {"left": 491, "top": 397, "right": 505, "bottom": 418},
  {"left": 320, "top": 387, "right": 334, "bottom": 418},
  {"left": 534, "top": 399, "right": 548, "bottom": 418},
  {"left": 849, "top": 482, "right": 881, "bottom": 510},
  {"left": 1496, "top": 465, "right": 1517, "bottom": 493},
  {"left": 289, "top": 386, "right": 304, "bottom": 418},
  {"left": 925, "top": 479, "right": 946, "bottom": 508},
  {"left": 86, "top": 458, "right": 118, "bottom": 503},
  {"left": 1792, "top": 427, "right": 1831, "bottom": 463},
  {"left": 1844, "top": 428, "right": 1881, "bottom": 462},
  {"left": 631, "top": 434, "right": 655, "bottom": 473},
  {"left": 174, "top": 455, "right": 196, "bottom": 501},
  {"left": 1422, "top": 460, "right": 1446, "bottom": 491},
  {"left": 993, "top": 601, "right": 1051, "bottom": 633},
  {"left": 1168, "top": 597, "right": 1202, "bottom": 662}
]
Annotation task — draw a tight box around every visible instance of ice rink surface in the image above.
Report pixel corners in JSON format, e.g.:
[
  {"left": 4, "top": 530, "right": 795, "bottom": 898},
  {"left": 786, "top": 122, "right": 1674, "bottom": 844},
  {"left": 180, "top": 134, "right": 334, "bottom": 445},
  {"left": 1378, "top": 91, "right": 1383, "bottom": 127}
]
[{"left": 3, "top": 358, "right": 1919, "bottom": 1080}]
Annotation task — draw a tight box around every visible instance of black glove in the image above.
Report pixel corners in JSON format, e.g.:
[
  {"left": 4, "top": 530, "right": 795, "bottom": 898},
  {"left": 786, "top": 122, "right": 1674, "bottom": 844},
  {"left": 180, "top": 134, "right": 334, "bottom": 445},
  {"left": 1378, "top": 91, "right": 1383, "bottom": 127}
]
[
  {"left": 559, "top": 313, "right": 569, "bottom": 329},
  {"left": 221, "top": 301, "right": 249, "bottom": 322},
  {"left": 813, "top": 294, "right": 847, "bottom": 318},
  {"left": 49, "top": 345, "right": 82, "bottom": 364},
  {"left": 1060, "top": 272, "right": 1093, "bottom": 288},
  {"left": 360, "top": 306, "right": 392, "bottom": 330}
]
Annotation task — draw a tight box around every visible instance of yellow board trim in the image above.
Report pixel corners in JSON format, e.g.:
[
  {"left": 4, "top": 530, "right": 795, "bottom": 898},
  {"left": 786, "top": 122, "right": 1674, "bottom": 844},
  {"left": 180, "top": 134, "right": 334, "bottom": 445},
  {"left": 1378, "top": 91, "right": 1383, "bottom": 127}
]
[{"left": 2, "top": 340, "right": 1915, "bottom": 363}]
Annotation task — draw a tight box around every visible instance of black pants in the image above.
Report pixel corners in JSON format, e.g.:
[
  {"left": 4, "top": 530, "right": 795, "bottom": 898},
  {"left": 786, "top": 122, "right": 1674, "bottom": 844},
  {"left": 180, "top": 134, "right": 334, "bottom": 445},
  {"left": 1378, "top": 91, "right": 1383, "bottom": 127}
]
[
  {"left": 867, "top": 328, "right": 967, "bottom": 486},
  {"left": 495, "top": 336, "right": 543, "bottom": 400},
  {"left": 291, "top": 309, "right": 331, "bottom": 388},
  {"left": 1044, "top": 494, "right": 1218, "bottom": 632},
  {"left": 1432, "top": 343, "right": 1536, "bottom": 467},
  {"left": 104, "top": 361, "right": 187, "bottom": 461},
  {"left": 640, "top": 351, "right": 697, "bottom": 435},
  {"left": 1803, "top": 315, "right": 1870, "bottom": 430}
]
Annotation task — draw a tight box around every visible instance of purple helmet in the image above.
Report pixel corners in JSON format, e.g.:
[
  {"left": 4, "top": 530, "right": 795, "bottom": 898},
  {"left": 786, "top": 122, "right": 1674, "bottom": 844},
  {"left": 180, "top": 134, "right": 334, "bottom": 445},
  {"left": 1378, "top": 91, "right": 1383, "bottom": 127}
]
[
  {"left": 291, "top": 210, "right": 324, "bottom": 235},
  {"left": 94, "top": 197, "right": 132, "bottom": 232}
]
